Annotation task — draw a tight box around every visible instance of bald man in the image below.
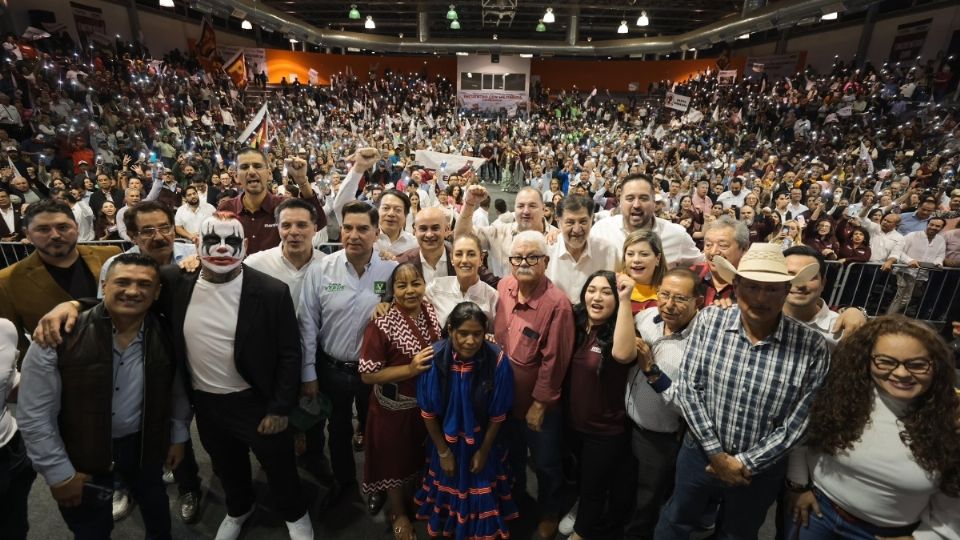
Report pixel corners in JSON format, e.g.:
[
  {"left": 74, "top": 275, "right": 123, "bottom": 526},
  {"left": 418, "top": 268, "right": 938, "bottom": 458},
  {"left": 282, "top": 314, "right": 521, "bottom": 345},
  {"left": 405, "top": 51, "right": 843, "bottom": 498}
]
[{"left": 397, "top": 206, "right": 499, "bottom": 287}]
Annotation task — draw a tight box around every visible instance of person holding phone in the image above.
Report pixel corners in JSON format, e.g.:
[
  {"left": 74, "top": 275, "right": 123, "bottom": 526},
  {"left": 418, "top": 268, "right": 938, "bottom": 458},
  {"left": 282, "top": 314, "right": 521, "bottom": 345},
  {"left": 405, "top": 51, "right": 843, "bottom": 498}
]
[{"left": 358, "top": 262, "right": 442, "bottom": 540}]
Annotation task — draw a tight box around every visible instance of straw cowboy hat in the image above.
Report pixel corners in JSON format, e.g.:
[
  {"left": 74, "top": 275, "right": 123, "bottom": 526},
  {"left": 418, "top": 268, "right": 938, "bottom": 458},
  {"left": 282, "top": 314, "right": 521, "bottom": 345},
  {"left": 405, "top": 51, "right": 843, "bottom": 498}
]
[{"left": 714, "top": 243, "right": 819, "bottom": 285}]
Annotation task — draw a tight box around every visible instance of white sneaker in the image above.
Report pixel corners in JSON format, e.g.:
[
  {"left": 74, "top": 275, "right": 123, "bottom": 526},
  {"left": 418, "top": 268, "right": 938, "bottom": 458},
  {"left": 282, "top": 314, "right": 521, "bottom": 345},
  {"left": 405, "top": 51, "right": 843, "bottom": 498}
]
[
  {"left": 286, "top": 511, "right": 315, "bottom": 540},
  {"left": 112, "top": 491, "right": 134, "bottom": 522},
  {"left": 559, "top": 500, "right": 578, "bottom": 536},
  {"left": 215, "top": 508, "right": 254, "bottom": 540}
]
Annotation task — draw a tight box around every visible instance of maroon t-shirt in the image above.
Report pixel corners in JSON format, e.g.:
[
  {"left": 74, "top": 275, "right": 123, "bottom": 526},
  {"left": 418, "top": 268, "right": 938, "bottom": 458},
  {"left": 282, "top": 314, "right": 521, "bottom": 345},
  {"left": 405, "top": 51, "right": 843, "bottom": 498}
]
[{"left": 567, "top": 330, "right": 633, "bottom": 436}]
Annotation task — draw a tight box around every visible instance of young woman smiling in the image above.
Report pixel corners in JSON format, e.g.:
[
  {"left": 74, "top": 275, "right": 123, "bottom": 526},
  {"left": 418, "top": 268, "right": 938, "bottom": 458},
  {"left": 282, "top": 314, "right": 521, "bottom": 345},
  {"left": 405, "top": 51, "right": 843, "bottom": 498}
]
[{"left": 620, "top": 229, "right": 668, "bottom": 314}]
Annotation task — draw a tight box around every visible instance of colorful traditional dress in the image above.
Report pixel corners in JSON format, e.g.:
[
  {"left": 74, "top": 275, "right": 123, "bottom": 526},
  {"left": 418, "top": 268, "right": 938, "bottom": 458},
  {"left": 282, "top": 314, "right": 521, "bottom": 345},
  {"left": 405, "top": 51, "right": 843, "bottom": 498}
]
[
  {"left": 414, "top": 339, "right": 518, "bottom": 539},
  {"left": 358, "top": 301, "right": 442, "bottom": 495}
]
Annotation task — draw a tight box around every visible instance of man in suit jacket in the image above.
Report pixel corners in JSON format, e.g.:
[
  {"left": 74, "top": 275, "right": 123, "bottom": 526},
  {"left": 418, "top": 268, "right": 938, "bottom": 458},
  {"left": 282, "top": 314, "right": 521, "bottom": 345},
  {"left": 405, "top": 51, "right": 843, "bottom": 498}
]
[
  {"left": 0, "top": 188, "right": 22, "bottom": 240},
  {"left": 397, "top": 206, "right": 499, "bottom": 288},
  {"left": 0, "top": 199, "right": 119, "bottom": 357}
]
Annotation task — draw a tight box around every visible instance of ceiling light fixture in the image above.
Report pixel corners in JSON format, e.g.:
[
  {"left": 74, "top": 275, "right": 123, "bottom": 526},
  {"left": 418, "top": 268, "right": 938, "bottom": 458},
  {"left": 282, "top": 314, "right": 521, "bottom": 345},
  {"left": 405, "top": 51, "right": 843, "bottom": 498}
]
[
  {"left": 241, "top": 20, "right": 252, "bottom": 30},
  {"left": 543, "top": 7, "right": 555, "bottom": 24},
  {"left": 289, "top": 37, "right": 298, "bottom": 43},
  {"left": 618, "top": 20, "right": 628, "bottom": 34},
  {"left": 450, "top": 19, "right": 461, "bottom": 30},
  {"left": 737, "top": 33, "right": 750, "bottom": 40},
  {"left": 821, "top": 11, "right": 838, "bottom": 20},
  {"left": 348, "top": 5, "right": 361, "bottom": 20},
  {"left": 447, "top": 5, "right": 458, "bottom": 20},
  {"left": 456, "top": 52, "right": 469, "bottom": 56},
  {"left": 492, "top": 33, "right": 498, "bottom": 40},
  {"left": 536, "top": 20, "right": 546, "bottom": 32},
  {"left": 364, "top": 15, "right": 375, "bottom": 29},
  {"left": 636, "top": 11, "right": 649, "bottom": 26},
  {"left": 159, "top": 0, "right": 174, "bottom": 7},
  {"left": 520, "top": 53, "right": 533, "bottom": 58}
]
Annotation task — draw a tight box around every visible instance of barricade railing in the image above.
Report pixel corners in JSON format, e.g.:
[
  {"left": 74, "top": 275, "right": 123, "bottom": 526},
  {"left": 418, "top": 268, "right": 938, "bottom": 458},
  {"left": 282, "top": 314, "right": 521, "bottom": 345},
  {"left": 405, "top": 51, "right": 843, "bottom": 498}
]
[{"left": 825, "top": 261, "right": 960, "bottom": 326}]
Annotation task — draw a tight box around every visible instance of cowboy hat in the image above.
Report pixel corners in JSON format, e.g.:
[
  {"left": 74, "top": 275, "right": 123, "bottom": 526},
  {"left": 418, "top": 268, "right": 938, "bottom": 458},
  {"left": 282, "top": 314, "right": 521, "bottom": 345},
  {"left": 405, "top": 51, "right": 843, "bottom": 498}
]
[{"left": 714, "top": 243, "right": 819, "bottom": 285}]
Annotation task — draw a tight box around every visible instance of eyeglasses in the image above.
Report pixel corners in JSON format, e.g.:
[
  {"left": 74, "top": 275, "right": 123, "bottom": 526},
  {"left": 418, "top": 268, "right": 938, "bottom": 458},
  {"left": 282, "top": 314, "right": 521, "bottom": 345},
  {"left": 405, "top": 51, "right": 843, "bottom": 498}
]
[
  {"left": 136, "top": 224, "right": 173, "bottom": 237},
  {"left": 871, "top": 355, "right": 933, "bottom": 375},
  {"left": 508, "top": 254, "right": 545, "bottom": 267},
  {"left": 656, "top": 291, "right": 694, "bottom": 305}
]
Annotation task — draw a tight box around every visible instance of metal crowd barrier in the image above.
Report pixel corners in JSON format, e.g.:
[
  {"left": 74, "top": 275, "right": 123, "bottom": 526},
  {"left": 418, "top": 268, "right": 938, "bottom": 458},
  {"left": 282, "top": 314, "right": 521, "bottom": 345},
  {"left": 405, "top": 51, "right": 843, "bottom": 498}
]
[{"left": 826, "top": 261, "right": 960, "bottom": 326}]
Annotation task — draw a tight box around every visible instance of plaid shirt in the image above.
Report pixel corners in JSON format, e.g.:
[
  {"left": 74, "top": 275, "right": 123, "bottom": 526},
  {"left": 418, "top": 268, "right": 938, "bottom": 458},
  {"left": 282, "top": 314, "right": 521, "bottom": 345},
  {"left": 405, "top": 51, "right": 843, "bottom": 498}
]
[{"left": 678, "top": 305, "right": 829, "bottom": 473}]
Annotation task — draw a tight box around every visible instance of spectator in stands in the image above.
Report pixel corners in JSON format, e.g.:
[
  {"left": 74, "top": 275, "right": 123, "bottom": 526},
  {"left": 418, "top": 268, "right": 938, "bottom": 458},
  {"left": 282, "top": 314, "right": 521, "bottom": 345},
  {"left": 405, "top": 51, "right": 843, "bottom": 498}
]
[
  {"left": 898, "top": 198, "right": 938, "bottom": 235},
  {"left": 0, "top": 199, "right": 119, "bottom": 357},
  {"left": 94, "top": 201, "right": 120, "bottom": 240},
  {"left": 656, "top": 243, "right": 829, "bottom": 539},
  {"left": 887, "top": 217, "right": 946, "bottom": 315},
  {"left": 804, "top": 219, "right": 840, "bottom": 261},
  {"left": 786, "top": 316, "right": 960, "bottom": 537},
  {"left": 0, "top": 189, "right": 22, "bottom": 240},
  {"left": 17, "top": 253, "right": 189, "bottom": 539},
  {"left": 836, "top": 225, "right": 871, "bottom": 264},
  {"left": 174, "top": 185, "right": 215, "bottom": 242},
  {"left": 716, "top": 177, "right": 747, "bottom": 209},
  {"left": 218, "top": 148, "right": 324, "bottom": 255},
  {"left": 50, "top": 187, "right": 95, "bottom": 242},
  {"left": 692, "top": 216, "right": 748, "bottom": 306},
  {"left": 88, "top": 173, "right": 123, "bottom": 218},
  {"left": 495, "top": 230, "right": 574, "bottom": 540},
  {"left": 565, "top": 271, "right": 640, "bottom": 540}
]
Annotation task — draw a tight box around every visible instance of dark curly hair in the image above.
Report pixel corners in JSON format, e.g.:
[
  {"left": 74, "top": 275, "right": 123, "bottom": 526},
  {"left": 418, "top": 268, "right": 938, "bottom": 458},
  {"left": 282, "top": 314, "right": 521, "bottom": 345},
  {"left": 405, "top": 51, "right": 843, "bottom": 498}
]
[{"left": 805, "top": 315, "right": 960, "bottom": 496}]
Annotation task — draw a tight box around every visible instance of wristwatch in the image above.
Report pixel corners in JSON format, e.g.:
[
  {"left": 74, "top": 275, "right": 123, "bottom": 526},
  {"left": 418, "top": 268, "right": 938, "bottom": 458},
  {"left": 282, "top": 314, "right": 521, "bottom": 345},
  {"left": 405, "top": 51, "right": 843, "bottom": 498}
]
[{"left": 642, "top": 364, "right": 662, "bottom": 380}]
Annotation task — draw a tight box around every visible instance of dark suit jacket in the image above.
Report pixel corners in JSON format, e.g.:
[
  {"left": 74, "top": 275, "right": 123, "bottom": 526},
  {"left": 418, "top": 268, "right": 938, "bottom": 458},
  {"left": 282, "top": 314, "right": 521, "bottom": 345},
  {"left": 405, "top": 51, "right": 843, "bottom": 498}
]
[
  {"left": 0, "top": 206, "right": 22, "bottom": 240},
  {"left": 157, "top": 264, "right": 301, "bottom": 416},
  {"left": 0, "top": 245, "right": 121, "bottom": 357},
  {"left": 396, "top": 244, "right": 500, "bottom": 288}
]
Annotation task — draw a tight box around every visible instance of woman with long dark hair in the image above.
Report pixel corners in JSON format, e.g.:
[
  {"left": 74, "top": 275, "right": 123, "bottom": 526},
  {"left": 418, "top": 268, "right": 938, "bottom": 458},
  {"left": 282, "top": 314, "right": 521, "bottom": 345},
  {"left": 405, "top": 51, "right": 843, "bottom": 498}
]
[
  {"left": 359, "top": 263, "right": 443, "bottom": 540},
  {"left": 787, "top": 316, "right": 960, "bottom": 537},
  {"left": 414, "top": 302, "right": 517, "bottom": 538},
  {"left": 565, "top": 271, "right": 641, "bottom": 540}
]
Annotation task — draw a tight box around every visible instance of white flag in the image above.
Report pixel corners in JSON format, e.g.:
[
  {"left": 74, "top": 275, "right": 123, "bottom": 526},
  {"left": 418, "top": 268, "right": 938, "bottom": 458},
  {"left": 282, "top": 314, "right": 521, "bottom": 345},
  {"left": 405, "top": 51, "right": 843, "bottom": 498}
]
[{"left": 859, "top": 141, "right": 874, "bottom": 175}]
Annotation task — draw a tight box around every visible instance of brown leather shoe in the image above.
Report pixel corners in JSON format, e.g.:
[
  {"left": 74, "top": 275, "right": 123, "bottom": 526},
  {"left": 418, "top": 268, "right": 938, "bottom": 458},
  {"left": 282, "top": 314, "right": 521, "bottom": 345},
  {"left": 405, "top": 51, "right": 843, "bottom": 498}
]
[{"left": 536, "top": 516, "right": 559, "bottom": 539}]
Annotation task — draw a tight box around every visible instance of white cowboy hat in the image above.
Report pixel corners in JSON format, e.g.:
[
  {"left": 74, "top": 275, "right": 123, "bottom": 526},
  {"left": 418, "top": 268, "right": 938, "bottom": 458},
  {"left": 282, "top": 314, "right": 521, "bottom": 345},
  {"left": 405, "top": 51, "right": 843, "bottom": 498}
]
[{"left": 714, "top": 243, "right": 818, "bottom": 284}]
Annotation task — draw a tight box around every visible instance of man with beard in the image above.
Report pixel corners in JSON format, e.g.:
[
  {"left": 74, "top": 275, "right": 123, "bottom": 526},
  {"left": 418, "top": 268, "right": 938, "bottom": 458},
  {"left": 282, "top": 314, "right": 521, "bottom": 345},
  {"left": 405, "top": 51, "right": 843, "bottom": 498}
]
[
  {"left": 545, "top": 194, "right": 619, "bottom": 303},
  {"left": 34, "top": 213, "right": 313, "bottom": 540},
  {"left": 88, "top": 173, "right": 124, "bottom": 218},
  {"left": 50, "top": 187, "right": 95, "bottom": 242},
  {"left": 0, "top": 199, "right": 120, "bottom": 358},
  {"left": 219, "top": 148, "right": 325, "bottom": 255},
  {"left": 175, "top": 186, "right": 216, "bottom": 242},
  {"left": 590, "top": 175, "right": 703, "bottom": 268},
  {"left": 456, "top": 185, "right": 557, "bottom": 277}
]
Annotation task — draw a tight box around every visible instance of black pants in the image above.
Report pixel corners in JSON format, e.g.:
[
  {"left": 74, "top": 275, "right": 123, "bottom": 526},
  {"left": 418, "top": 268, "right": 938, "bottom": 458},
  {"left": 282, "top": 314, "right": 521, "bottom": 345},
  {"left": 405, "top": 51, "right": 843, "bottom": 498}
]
[
  {"left": 173, "top": 436, "right": 201, "bottom": 495},
  {"left": 624, "top": 425, "right": 682, "bottom": 540},
  {"left": 193, "top": 390, "right": 306, "bottom": 522},
  {"left": 59, "top": 432, "right": 170, "bottom": 540},
  {"left": 313, "top": 361, "right": 371, "bottom": 487},
  {"left": 572, "top": 430, "right": 637, "bottom": 538},
  {"left": 0, "top": 431, "right": 36, "bottom": 540}
]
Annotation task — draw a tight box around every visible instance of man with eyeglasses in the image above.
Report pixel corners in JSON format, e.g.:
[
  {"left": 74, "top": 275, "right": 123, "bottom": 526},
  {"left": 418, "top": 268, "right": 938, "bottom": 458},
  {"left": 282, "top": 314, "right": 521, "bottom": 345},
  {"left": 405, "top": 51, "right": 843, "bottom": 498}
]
[
  {"left": 494, "top": 230, "right": 574, "bottom": 540},
  {"left": 625, "top": 268, "right": 704, "bottom": 540},
  {"left": 0, "top": 199, "right": 120, "bottom": 360},
  {"left": 655, "top": 243, "right": 829, "bottom": 540}
]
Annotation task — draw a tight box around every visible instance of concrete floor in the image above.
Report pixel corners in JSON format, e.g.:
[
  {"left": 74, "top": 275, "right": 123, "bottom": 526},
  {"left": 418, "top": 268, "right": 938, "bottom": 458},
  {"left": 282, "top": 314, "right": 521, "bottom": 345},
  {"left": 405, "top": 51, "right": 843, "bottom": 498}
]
[{"left": 24, "top": 183, "right": 778, "bottom": 539}]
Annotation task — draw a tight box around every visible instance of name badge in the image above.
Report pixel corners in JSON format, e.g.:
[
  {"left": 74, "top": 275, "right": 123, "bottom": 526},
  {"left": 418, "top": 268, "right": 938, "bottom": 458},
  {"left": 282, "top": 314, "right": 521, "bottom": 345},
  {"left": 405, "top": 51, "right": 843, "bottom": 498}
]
[
  {"left": 374, "top": 281, "right": 386, "bottom": 295},
  {"left": 325, "top": 283, "right": 345, "bottom": 292}
]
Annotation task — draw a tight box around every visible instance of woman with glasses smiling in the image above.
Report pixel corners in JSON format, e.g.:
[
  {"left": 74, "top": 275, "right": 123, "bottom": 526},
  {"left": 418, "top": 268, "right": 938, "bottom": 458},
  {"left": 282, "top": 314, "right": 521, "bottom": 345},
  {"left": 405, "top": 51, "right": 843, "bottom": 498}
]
[{"left": 786, "top": 316, "right": 960, "bottom": 539}]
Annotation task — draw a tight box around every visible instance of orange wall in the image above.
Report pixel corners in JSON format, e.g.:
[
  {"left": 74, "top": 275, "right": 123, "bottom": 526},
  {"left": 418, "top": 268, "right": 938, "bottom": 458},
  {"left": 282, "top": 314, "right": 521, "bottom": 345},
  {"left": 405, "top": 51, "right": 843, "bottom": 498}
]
[{"left": 264, "top": 50, "right": 803, "bottom": 91}]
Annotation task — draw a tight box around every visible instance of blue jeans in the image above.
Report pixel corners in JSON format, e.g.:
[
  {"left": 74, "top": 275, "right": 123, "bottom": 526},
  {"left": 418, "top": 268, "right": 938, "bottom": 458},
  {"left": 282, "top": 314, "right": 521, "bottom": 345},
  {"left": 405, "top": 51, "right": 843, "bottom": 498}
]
[
  {"left": 655, "top": 434, "right": 786, "bottom": 540},
  {"left": 505, "top": 410, "right": 564, "bottom": 516},
  {"left": 790, "top": 489, "right": 918, "bottom": 540}
]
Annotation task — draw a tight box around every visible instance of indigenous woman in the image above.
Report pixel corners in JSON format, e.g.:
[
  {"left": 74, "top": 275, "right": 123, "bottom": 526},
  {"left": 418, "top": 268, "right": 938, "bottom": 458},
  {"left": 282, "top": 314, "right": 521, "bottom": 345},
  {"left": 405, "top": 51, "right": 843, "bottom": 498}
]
[
  {"left": 787, "top": 316, "right": 960, "bottom": 538},
  {"left": 566, "top": 271, "right": 640, "bottom": 540},
  {"left": 359, "top": 263, "right": 442, "bottom": 540},
  {"left": 414, "top": 302, "right": 517, "bottom": 539},
  {"left": 621, "top": 229, "right": 667, "bottom": 314}
]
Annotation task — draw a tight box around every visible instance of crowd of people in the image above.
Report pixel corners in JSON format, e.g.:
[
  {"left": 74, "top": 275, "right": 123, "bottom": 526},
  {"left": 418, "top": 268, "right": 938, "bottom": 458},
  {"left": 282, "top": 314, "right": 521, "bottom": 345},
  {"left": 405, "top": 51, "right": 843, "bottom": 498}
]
[{"left": 0, "top": 28, "right": 958, "bottom": 540}]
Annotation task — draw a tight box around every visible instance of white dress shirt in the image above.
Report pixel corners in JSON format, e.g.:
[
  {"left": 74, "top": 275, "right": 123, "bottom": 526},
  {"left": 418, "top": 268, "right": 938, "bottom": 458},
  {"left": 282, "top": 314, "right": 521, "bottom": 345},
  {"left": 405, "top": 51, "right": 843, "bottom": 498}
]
[
  {"left": 546, "top": 236, "right": 620, "bottom": 304},
  {"left": 788, "top": 300, "right": 842, "bottom": 350},
  {"left": 175, "top": 201, "right": 217, "bottom": 236},
  {"left": 0, "top": 206, "right": 14, "bottom": 235},
  {"left": 72, "top": 201, "right": 95, "bottom": 242},
  {"left": 425, "top": 276, "right": 498, "bottom": 328},
  {"left": 862, "top": 220, "right": 904, "bottom": 263},
  {"left": 420, "top": 250, "right": 449, "bottom": 284},
  {"left": 898, "top": 231, "right": 946, "bottom": 278},
  {"left": 589, "top": 215, "right": 703, "bottom": 268},
  {"left": 375, "top": 229, "right": 418, "bottom": 257},
  {"left": 244, "top": 245, "right": 325, "bottom": 314},
  {"left": 474, "top": 219, "right": 558, "bottom": 278},
  {"left": 716, "top": 190, "right": 747, "bottom": 209}
]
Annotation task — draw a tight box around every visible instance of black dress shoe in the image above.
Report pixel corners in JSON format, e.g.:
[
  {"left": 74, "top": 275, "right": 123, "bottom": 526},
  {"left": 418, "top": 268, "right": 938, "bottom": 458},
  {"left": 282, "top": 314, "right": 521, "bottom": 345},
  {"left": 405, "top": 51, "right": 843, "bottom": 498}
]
[
  {"left": 178, "top": 491, "right": 203, "bottom": 524},
  {"left": 367, "top": 491, "right": 386, "bottom": 515}
]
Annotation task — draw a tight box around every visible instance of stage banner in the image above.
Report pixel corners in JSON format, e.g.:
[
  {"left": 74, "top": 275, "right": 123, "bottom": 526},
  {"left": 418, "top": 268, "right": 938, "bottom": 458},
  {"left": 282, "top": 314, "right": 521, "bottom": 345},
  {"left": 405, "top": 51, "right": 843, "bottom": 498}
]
[
  {"left": 70, "top": 2, "right": 106, "bottom": 42},
  {"left": 889, "top": 18, "right": 932, "bottom": 62},
  {"left": 664, "top": 92, "right": 691, "bottom": 112},
  {"left": 744, "top": 53, "right": 801, "bottom": 80},
  {"left": 457, "top": 91, "right": 528, "bottom": 112}
]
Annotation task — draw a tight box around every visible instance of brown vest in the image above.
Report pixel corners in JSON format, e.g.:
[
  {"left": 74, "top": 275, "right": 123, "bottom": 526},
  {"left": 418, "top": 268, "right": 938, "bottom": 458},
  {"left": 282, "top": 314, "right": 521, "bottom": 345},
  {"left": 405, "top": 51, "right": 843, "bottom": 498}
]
[{"left": 56, "top": 303, "right": 175, "bottom": 474}]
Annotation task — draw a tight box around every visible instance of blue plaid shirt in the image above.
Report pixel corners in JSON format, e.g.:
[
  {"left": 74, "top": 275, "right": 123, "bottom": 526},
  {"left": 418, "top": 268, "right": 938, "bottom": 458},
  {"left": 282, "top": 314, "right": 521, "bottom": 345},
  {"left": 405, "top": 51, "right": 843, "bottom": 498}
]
[{"left": 678, "top": 305, "right": 829, "bottom": 473}]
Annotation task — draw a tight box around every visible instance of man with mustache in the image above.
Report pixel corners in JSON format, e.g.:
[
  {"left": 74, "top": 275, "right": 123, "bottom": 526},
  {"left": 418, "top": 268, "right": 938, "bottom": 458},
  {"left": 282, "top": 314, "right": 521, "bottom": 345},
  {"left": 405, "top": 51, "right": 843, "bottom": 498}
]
[
  {"left": 0, "top": 199, "right": 120, "bottom": 360},
  {"left": 494, "top": 230, "right": 574, "bottom": 540},
  {"left": 545, "top": 194, "right": 619, "bottom": 304},
  {"left": 590, "top": 175, "right": 703, "bottom": 268}
]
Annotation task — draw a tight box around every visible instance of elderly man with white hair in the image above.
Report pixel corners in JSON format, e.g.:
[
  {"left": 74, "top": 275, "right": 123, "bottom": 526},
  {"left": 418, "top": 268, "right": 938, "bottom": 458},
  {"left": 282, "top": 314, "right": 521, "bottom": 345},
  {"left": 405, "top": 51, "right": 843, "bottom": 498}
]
[{"left": 494, "top": 230, "right": 574, "bottom": 540}]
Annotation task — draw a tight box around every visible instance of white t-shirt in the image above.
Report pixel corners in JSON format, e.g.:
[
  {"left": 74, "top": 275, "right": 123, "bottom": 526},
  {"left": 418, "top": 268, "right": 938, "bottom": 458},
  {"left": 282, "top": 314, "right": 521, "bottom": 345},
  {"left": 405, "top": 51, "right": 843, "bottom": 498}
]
[
  {"left": 175, "top": 201, "right": 217, "bottom": 236},
  {"left": 183, "top": 274, "right": 252, "bottom": 394}
]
